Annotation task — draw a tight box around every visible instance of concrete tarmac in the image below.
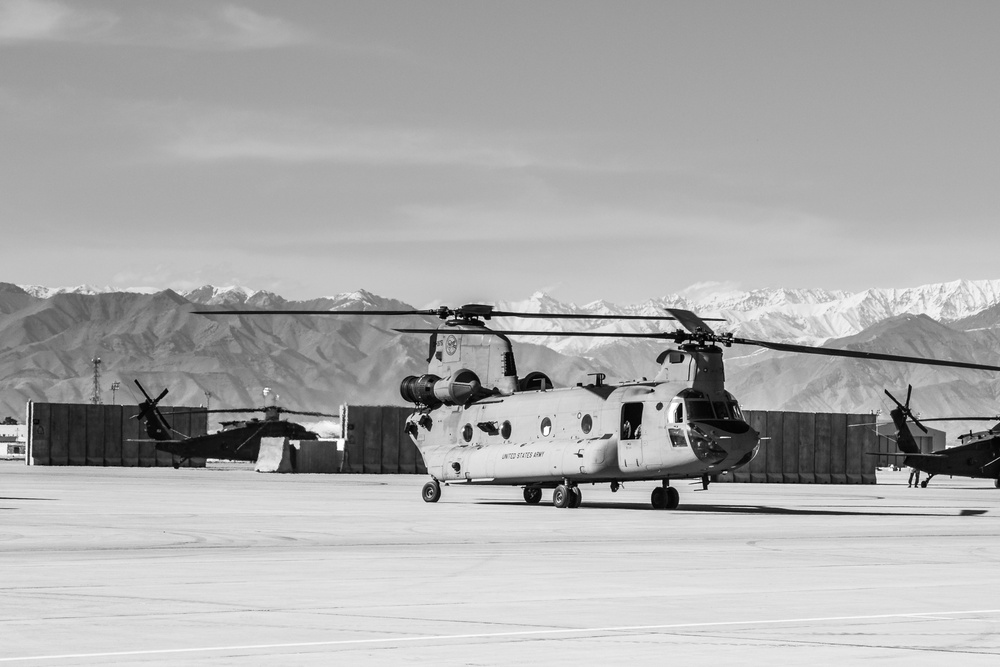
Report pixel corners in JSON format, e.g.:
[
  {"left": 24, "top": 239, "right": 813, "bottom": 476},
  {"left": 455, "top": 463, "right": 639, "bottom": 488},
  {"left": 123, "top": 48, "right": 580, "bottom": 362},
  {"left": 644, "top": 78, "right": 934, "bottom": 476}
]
[{"left": 2, "top": 461, "right": 1000, "bottom": 665}]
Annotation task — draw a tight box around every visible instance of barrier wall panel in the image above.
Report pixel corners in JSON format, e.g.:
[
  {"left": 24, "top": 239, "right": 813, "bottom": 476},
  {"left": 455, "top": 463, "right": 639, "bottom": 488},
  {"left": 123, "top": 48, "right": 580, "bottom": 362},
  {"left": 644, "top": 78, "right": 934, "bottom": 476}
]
[
  {"left": 829, "top": 413, "right": 848, "bottom": 483},
  {"left": 121, "top": 406, "right": 142, "bottom": 467},
  {"left": 845, "top": 413, "right": 864, "bottom": 484},
  {"left": 781, "top": 412, "right": 800, "bottom": 483},
  {"left": 29, "top": 402, "right": 51, "bottom": 466},
  {"left": 362, "top": 407, "right": 384, "bottom": 474},
  {"left": 747, "top": 411, "right": 768, "bottom": 483},
  {"left": 85, "top": 405, "right": 105, "bottom": 466},
  {"left": 797, "top": 412, "right": 816, "bottom": 483},
  {"left": 381, "top": 408, "right": 401, "bottom": 474},
  {"left": 49, "top": 403, "right": 70, "bottom": 466},
  {"left": 67, "top": 404, "right": 88, "bottom": 466},
  {"left": 814, "top": 413, "right": 832, "bottom": 483},
  {"left": 766, "top": 412, "right": 784, "bottom": 483},
  {"left": 187, "top": 410, "right": 208, "bottom": 468},
  {"left": 104, "top": 405, "right": 123, "bottom": 466}
]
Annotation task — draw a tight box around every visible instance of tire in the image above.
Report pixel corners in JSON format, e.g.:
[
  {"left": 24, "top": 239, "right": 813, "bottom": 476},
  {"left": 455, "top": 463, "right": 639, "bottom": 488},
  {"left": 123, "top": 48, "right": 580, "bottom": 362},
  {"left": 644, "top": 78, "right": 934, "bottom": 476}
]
[
  {"left": 422, "top": 480, "right": 441, "bottom": 503},
  {"left": 523, "top": 487, "right": 542, "bottom": 504},
  {"left": 569, "top": 487, "right": 582, "bottom": 508},
  {"left": 665, "top": 486, "right": 680, "bottom": 509},
  {"left": 552, "top": 484, "right": 571, "bottom": 508},
  {"left": 651, "top": 486, "right": 666, "bottom": 509}
]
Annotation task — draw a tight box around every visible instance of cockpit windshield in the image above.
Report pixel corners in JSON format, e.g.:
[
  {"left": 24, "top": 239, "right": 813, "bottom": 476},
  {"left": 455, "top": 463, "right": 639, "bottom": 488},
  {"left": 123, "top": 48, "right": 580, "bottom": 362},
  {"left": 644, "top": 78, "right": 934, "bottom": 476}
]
[{"left": 677, "top": 389, "right": 746, "bottom": 422}]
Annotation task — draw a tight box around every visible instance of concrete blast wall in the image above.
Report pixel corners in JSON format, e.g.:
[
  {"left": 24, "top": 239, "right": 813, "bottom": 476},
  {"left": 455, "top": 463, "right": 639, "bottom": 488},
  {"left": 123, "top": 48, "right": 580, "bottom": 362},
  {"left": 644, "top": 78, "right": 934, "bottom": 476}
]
[
  {"left": 27, "top": 401, "right": 208, "bottom": 467},
  {"left": 340, "top": 405, "right": 426, "bottom": 474},
  {"left": 721, "top": 410, "right": 877, "bottom": 484}
]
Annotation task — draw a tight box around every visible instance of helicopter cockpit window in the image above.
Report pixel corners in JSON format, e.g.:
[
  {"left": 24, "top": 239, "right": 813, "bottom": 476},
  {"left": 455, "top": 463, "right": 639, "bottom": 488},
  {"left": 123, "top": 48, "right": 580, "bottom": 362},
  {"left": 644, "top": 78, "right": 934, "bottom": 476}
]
[
  {"left": 713, "top": 401, "right": 732, "bottom": 419},
  {"left": 540, "top": 417, "right": 552, "bottom": 437},
  {"left": 621, "top": 402, "right": 643, "bottom": 440},
  {"left": 668, "top": 399, "right": 684, "bottom": 424},
  {"left": 685, "top": 399, "right": 715, "bottom": 421}
]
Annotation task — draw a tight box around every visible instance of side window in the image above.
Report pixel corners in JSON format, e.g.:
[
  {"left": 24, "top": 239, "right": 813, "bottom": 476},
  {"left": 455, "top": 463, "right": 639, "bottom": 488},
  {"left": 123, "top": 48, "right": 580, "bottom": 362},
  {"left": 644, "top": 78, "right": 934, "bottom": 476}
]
[
  {"left": 668, "top": 399, "right": 684, "bottom": 424},
  {"left": 580, "top": 414, "right": 593, "bottom": 434},
  {"left": 540, "top": 417, "right": 552, "bottom": 437}
]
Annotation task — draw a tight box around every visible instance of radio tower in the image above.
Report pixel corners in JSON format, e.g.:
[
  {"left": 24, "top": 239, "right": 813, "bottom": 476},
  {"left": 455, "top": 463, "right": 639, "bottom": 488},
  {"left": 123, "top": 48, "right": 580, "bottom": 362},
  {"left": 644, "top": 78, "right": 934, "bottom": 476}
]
[{"left": 90, "top": 356, "right": 103, "bottom": 405}]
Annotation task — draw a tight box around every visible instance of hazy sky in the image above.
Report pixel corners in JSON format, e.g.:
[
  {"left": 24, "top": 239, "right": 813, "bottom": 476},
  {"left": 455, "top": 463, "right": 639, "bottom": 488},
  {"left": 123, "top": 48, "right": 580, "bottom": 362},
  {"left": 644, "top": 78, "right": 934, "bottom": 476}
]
[{"left": 3, "top": 1, "right": 999, "bottom": 306}]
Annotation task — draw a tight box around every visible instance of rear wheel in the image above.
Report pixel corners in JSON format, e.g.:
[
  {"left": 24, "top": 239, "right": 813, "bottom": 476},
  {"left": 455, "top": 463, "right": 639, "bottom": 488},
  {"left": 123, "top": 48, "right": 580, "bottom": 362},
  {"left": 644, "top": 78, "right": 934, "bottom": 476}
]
[
  {"left": 665, "top": 486, "right": 680, "bottom": 509},
  {"left": 523, "top": 487, "right": 542, "bottom": 504},
  {"left": 422, "top": 480, "right": 441, "bottom": 503}
]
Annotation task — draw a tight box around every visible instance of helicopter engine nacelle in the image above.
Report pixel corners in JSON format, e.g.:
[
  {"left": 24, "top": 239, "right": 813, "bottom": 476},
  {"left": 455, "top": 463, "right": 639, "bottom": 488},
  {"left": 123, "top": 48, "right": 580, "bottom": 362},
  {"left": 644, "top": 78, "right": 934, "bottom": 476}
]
[{"left": 400, "top": 369, "right": 483, "bottom": 407}]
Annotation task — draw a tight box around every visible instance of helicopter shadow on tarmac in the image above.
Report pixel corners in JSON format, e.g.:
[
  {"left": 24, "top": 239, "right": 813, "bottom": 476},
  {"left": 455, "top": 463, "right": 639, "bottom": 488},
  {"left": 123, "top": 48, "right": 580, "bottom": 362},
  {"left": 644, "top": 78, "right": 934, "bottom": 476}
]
[{"left": 475, "top": 499, "right": 988, "bottom": 517}]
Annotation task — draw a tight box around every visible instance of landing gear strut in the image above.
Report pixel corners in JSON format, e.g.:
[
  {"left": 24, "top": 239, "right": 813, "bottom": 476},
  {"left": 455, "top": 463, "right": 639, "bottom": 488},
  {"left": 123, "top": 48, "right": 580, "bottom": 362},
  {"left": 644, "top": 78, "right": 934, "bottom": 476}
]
[
  {"left": 422, "top": 480, "right": 441, "bottom": 503},
  {"left": 651, "top": 481, "right": 679, "bottom": 510}
]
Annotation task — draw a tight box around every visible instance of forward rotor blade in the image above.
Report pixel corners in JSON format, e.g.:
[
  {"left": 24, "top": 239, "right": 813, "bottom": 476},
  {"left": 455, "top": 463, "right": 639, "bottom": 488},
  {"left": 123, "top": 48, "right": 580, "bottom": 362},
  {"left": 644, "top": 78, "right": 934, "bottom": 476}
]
[
  {"left": 729, "top": 337, "right": 1000, "bottom": 373},
  {"left": 913, "top": 416, "right": 1000, "bottom": 422}
]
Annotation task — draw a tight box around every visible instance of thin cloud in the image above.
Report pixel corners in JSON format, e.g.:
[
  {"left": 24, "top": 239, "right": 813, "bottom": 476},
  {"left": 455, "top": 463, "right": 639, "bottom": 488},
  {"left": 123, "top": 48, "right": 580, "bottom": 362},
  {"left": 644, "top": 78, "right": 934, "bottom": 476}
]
[
  {"left": 154, "top": 106, "right": 633, "bottom": 172},
  {"left": 0, "top": 0, "right": 116, "bottom": 42},
  {"left": 171, "top": 4, "right": 310, "bottom": 50},
  {"left": 0, "top": 1, "right": 309, "bottom": 49}
]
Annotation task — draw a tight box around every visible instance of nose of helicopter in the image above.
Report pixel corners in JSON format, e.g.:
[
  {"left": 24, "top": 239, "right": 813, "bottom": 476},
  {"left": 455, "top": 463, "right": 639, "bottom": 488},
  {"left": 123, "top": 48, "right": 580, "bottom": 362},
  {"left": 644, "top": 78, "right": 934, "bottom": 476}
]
[{"left": 688, "top": 419, "right": 760, "bottom": 467}]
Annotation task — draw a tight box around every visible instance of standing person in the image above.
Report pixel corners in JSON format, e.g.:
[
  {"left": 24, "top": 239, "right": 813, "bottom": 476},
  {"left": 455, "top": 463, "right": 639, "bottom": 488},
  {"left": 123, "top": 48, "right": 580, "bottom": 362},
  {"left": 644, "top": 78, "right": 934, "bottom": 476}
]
[{"left": 908, "top": 465, "right": 921, "bottom": 488}]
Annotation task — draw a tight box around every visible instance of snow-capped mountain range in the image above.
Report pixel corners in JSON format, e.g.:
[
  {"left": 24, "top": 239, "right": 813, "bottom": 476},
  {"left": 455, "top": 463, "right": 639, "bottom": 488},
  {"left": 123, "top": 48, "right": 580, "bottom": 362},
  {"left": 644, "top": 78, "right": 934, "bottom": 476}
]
[{"left": 20, "top": 278, "right": 1000, "bottom": 348}]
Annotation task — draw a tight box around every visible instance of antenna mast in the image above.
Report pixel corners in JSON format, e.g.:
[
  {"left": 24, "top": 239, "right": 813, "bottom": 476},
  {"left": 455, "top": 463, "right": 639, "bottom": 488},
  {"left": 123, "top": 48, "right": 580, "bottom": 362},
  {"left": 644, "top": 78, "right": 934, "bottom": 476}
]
[{"left": 90, "top": 356, "right": 102, "bottom": 405}]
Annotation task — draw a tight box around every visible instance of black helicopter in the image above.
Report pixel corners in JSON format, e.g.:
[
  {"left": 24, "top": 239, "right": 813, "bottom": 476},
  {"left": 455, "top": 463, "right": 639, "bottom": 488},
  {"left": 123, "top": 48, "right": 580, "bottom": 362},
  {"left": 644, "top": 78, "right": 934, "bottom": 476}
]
[
  {"left": 196, "top": 303, "right": 1000, "bottom": 509},
  {"left": 132, "top": 380, "right": 336, "bottom": 467},
  {"left": 880, "top": 385, "right": 1000, "bottom": 488}
]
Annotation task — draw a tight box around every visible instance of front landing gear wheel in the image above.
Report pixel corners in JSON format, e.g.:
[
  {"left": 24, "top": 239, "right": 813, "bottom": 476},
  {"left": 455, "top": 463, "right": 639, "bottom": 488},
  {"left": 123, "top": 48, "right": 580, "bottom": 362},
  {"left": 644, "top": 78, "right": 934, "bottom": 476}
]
[
  {"left": 568, "top": 487, "right": 582, "bottom": 508},
  {"left": 665, "top": 486, "right": 679, "bottom": 509},
  {"left": 651, "top": 486, "right": 666, "bottom": 509},
  {"left": 523, "top": 487, "right": 543, "bottom": 504},
  {"left": 422, "top": 480, "right": 441, "bottom": 503},
  {"left": 552, "top": 484, "right": 571, "bottom": 508}
]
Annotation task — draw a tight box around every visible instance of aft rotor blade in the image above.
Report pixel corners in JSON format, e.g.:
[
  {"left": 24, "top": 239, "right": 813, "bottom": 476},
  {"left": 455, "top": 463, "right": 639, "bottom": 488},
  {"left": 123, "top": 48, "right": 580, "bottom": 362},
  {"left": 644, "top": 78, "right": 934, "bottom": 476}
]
[
  {"left": 192, "top": 309, "right": 437, "bottom": 316},
  {"left": 193, "top": 307, "right": 724, "bottom": 322},
  {"left": 393, "top": 328, "right": 685, "bottom": 339},
  {"left": 913, "top": 416, "right": 1000, "bottom": 422},
  {"left": 729, "top": 337, "right": 1000, "bottom": 373}
]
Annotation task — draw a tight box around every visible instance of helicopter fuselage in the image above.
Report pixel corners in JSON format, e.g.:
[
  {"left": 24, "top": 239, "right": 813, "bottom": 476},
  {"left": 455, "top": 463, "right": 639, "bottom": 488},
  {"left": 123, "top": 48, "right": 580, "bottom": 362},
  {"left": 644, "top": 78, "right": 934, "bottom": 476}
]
[{"left": 406, "top": 378, "right": 760, "bottom": 488}]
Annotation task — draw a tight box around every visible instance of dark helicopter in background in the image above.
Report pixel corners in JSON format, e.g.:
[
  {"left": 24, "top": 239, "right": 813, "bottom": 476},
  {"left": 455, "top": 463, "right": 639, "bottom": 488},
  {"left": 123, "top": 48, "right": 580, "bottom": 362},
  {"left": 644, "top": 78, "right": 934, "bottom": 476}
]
[
  {"left": 132, "top": 380, "right": 337, "bottom": 467},
  {"left": 196, "top": 303, "right": 1000, "bottom": 509},
  {"left": 880, "top": 385, "right": 1000, "bottom": 488}
]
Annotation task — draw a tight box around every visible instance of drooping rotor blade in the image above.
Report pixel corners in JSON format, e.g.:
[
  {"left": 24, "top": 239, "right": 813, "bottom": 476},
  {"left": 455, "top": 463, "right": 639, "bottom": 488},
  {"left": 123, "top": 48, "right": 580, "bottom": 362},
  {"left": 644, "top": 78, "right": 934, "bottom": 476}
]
[
  {"left": 665, "top": 308, "right": 715, "bottom": 334},
  {"left": 728, "top": 336, "right": 1000, "bottom": 373},
  {"left": 912, "top": 416, "right": 1000, "bottom": 422}
]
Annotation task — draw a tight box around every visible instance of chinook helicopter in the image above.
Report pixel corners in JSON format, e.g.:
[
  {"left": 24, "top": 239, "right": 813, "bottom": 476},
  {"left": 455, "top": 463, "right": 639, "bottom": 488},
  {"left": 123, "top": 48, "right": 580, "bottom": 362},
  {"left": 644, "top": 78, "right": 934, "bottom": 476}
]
[
  {"left": 132, "top": 380, "right": 336, "bottom": 467},
  {"left": 196, "top": 303, "right": 1000, "bottom": 509},
  {"left": 879, "top": 385, "right": 1000, "bottom": 488}
]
